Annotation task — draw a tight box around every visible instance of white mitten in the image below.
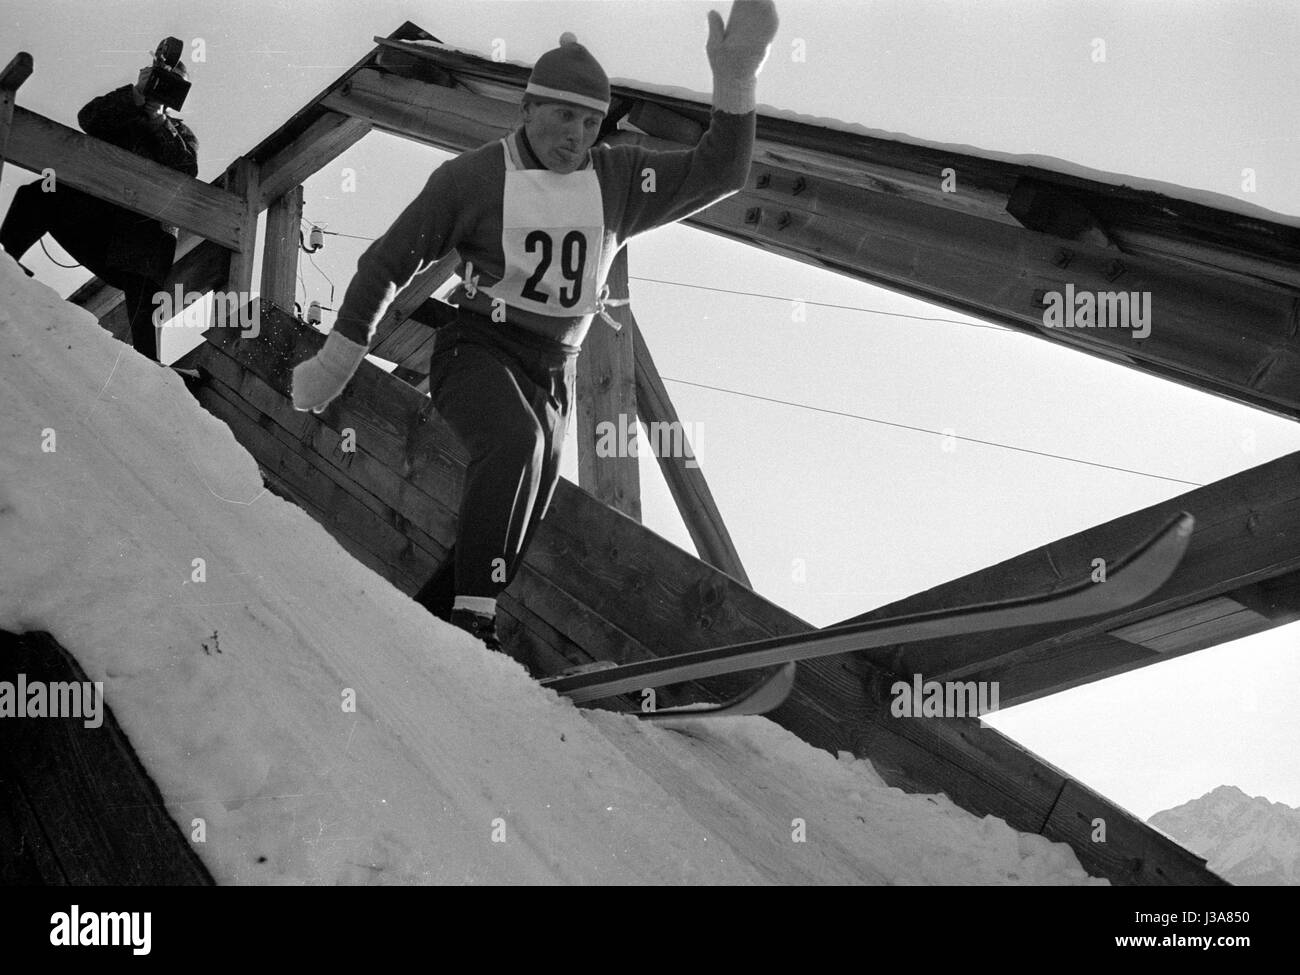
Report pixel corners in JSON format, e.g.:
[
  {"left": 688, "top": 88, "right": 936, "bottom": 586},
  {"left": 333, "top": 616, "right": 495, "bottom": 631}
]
[
  {"left": 291, "top": 330, "right": 367, "bottom": 413},
  {"left": 706, "top": 0, "right": 779, "bottom": 114}
]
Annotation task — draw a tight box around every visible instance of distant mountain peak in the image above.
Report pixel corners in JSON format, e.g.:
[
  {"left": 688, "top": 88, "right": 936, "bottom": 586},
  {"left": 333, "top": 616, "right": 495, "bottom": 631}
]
[
  {"left": 1207, "top": 784, "right": 1250, "bottom": 799},
  {"left": 1149, "top": 785, "right": 1300, "bottom": 885}
]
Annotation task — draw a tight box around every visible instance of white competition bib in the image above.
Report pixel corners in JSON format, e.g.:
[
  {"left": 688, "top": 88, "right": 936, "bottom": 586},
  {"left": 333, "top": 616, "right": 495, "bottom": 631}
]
[{"left": 481, "top": 138, "right": 606, "bottom": 318}]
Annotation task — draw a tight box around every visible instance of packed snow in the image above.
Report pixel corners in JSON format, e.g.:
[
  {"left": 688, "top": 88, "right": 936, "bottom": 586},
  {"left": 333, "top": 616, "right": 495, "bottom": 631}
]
[{"left": 0, "top": 255, "right": 1104, "bottom": 884}]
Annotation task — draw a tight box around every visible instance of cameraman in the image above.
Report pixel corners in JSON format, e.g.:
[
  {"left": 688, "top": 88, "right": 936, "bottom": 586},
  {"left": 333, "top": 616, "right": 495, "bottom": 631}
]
[{"left": 1, "top": 40, "right": 198, "bottom": 362}]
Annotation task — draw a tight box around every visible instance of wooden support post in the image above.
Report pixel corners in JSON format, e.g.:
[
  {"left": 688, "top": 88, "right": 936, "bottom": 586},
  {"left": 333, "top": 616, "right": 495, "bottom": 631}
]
[
  {"left": 0, "top": 52, "right": 33, "bottom": 185},
  {"left": 214, "top": 156, "right": 259, "bottom": 334},
  {"left": 634, "top": 330, "right": 751, "bottom": 587},
  {"left": 576, "top": 248, "right": 640, "bottom": 520},
  {"left": 260, "top": 184, "right": 304, "bottom": 316}
]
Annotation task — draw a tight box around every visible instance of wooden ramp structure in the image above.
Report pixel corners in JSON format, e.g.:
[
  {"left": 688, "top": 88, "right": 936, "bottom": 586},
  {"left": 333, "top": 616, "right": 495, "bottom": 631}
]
[
  {"left": 0, "top": 630, "right": 214, "bottom": 885},
  {"left": 6, "top": 22, "right": 1298, "bottom": 884}
]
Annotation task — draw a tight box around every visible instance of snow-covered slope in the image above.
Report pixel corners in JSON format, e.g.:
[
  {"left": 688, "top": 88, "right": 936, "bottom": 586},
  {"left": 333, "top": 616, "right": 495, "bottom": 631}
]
[
  {"left": 1149, "top": 786, "right": 1300, "bottom": 886},
  {"left": 0, "top": 254, "right": 1104, "bottom": 884}
]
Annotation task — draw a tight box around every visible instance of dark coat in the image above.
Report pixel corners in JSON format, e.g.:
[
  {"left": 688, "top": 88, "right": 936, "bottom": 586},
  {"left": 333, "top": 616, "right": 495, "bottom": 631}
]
[{"left": 74, "top": 85, "right": 200, "bottom": 279}]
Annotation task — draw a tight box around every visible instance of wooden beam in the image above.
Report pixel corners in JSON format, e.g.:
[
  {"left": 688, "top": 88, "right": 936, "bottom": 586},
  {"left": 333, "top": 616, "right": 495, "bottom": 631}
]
[
  {"left": 260, "top": 184, "right": 303, "bottom": 315},
  {"left": 1042, "top": 779, "right": 1225, "bottom": 885},
  {"left": 375, "top": 37, "right": 1298, "bottom": 281},
  {"left": 1108, "top": 595, "right": 1271, "bottom": 654},
  {"left": 320, "top": 45, "right": 1300, "bottom": 420},
  {"left": 0, "top": 52, "right": 33, "bottom": 185},
  {"left": 6, "top": 106, "right": 245, "bottom": 250},
  {"left": 370, "top": 315, "right": 439, "bottom": 377},
  {"left": 0, "top": 629, "right": 214, "bottom": 884},
  {"left": 320, "top": 68, "right": 518, "bottom": 151},
  {"left": 576, "top": 248, "right": 640, "bottom": 520},
  {"left": 691, "top": 175, "right": 1300, "bottom": 421},
  {"left": 634, "top": 322, "right": 751, "bottom": 586},
  {"left": 218, "top": 158, "right": 258, "bottom": 301},
  {"left": 257, "top": 112, "right": 371, "bottom": 210},
  {"left": 368, "top": 250, "right": 461, "bottom": 353},
  {"left": 837, "top": 451, "right": 1300, "bottom": 707}
]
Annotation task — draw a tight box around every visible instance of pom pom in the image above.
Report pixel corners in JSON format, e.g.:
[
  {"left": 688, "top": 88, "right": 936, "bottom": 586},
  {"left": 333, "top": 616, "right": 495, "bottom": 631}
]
[{"left": 559, "top": 32, "right": 578, "bottom": 47}]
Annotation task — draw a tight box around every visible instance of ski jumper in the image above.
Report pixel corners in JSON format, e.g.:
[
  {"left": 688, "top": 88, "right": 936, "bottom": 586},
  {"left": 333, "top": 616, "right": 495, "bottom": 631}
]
[{"left": 327, "top": 108, "right": 754, "bottom": 604}]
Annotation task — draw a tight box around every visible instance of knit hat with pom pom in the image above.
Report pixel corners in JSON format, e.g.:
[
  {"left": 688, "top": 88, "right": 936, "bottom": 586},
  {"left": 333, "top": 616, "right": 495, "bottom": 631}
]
[{"left": 525, "top": 33, "right": 609, "bottom": 114}]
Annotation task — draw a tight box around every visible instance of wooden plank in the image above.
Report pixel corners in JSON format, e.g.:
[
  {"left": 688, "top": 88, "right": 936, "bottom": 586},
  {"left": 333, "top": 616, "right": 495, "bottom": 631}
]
[
  {"left": 0, "top": 52, "right": 33, "bottom": 185},
  {"left": 197, "top": 375, "right": 431, "bottom": 592},
  {"left": 576, "top": 248, "right": 641, "bottom": 520},
  {"left": 838, "top": 452, "right": 1300, "bottom": 705},
  {"left": 634, "top": 319, "right": 750, "bottom": 586},
  {"left": 371, "top": 317, "right": 438, "bottom": 373},
  {"left": 313, "top": 63, "right": 1300, "bottom": 420},
  {"left": 368, "top": 251, "right": 461, "bottom": 357},
  {"left": 190, "top": 342, "right": 591, "bottom": 675},
  {"left": 1108, "top": 595, "right": 1261, "bottom": 647},
  {"left": 0, "top": 629, "right": 215, "bottom": 884},
  {"left": 219, "top": 158, "right": 259, "bottom": 305},
  {"left": 6, "top": 106, "right": 245, "bottom": 250},
  {"left": 1044, "top": 779, "right": 1228, "bottom": 885},
  {"left": 260, "top": 184, "right": 304, "bottom": 315},
  {"left": 1111, "top": 601, "right": 1270, "bottom": 656},
  {"left": 377, "top": 35, "right": 1298, "bottom": 280},
  {"left": 693, "top": 189, "right": 1300, "bottom": 420},
  {"left": 320, "top": 68, "right": 517, "bottom": 151},
  {"left": 257, "top": 112, "right": 371, "bottom": 209},
  {"left": 196, "top": 339, "right": 459, "bottom": 548},
  {"left": 958, "top": 630, "right": 1165, "bottom": 710}
]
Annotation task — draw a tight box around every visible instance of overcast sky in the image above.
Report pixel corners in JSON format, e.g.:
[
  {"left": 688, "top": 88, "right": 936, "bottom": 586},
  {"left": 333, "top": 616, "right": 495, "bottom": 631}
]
[{"left": 3, "top": 0, "right": 1298, "bottom": 819}]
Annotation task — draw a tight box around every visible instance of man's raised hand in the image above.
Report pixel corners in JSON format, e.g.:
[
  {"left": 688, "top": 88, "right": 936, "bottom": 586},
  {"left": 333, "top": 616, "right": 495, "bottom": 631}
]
[{"left": 706, "top": 0, "right": 779, "bottom": 114}]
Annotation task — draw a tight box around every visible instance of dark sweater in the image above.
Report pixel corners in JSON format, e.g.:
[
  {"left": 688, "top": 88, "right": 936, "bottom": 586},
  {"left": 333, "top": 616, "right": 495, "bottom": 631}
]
[
  {"left": 77, "top": 85, "right": 199, "bottom": 178},
  {"left": 332, "top": 108, "right": 755, "bottom": 349}
]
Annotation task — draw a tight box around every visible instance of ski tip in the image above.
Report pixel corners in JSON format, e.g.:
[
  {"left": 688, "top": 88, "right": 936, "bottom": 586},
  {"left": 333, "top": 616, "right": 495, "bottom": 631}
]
[{"left": 1174, "top": 511, "right": 1195, "bottom": 538}]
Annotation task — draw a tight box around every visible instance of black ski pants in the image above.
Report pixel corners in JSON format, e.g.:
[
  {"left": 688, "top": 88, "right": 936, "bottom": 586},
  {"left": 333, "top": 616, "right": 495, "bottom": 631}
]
[{"left": 415, "top": 309, "right": 577, "bottom": 616}]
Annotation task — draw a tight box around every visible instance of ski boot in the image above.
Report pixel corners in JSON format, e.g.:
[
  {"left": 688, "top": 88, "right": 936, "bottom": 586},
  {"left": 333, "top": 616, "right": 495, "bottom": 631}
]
[{"left": 448, "top": 608, "right": 503, "bottom": 653}]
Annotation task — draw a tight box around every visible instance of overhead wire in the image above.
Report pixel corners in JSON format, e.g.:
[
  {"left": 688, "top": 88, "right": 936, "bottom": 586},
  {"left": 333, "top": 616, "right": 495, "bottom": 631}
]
[
  {"left": 660, "top": 377, "right": 1203, "bottom": 487},
  {"left": 291, "top": 217, "right": 1202, "bottom": 486}
]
